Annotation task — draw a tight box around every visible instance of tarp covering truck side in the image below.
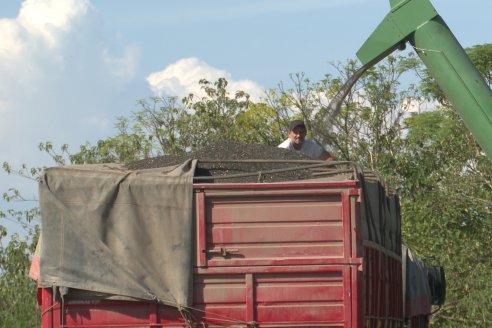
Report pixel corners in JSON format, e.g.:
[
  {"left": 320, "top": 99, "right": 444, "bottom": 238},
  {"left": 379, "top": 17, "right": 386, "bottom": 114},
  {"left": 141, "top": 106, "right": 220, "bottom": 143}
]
[{"left": 38, "top": 160, "right": 197, "bottom": 307}]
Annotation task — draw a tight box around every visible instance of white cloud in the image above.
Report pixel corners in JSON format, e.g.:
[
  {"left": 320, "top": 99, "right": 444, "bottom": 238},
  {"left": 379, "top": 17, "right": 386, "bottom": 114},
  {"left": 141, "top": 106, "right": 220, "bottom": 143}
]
[
  {"left": 0, "top": 1, "right": 147, "bottom": 242},
  {"left": 103, "top": 44, "right": 140, "bottom": 80},
  {"left": 0, "top": 0, "right": 141, "bottom": 166},
  {"left": 147, "top": 57, "right": 265, "bottom": 102},
  {"left": 17, "top": 0, "right": 90, "bottom": 47}
]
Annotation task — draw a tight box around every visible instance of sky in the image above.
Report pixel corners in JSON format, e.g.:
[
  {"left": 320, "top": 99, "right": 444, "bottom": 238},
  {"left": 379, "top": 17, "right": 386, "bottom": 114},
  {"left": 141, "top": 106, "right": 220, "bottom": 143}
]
[{"left": 0, "top": 0, "right": 491, "bottom": 236}]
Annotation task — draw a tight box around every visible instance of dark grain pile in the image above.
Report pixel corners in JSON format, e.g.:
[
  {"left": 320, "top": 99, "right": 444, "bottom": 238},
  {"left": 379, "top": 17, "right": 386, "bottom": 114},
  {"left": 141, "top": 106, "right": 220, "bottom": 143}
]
[{"left": 125, "top": 141, "right": 319, "bottom": 183}]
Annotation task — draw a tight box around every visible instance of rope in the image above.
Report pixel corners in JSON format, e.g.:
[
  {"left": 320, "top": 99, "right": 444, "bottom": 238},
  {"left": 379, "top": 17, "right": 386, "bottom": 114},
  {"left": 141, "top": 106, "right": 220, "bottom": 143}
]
[
  {"left": 41, "top": 302, "right": 57, "bottom": 317},
  {"left": 179, "top": 304, "right": 251, "bottom": 327},
  {"left": 151, "top": 296, "right": 253, "bottom": 328}
]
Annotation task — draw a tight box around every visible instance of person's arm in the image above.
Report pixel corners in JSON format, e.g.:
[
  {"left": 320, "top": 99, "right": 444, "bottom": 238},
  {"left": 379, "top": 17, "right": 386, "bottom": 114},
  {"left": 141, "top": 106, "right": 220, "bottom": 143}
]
[{"left": 319, "top": 149, "right": 336, "bottom": 161}]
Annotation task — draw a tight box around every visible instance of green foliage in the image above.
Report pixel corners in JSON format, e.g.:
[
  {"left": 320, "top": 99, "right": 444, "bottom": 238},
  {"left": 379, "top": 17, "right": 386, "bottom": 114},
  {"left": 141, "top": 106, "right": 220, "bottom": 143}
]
[
  {"left": 64, "top": 78, "right": 284, "bottom": 162},
  {"left": 466, "top": 44, "right": 492, "bottom": 86},
  {"left": 328, "top": 55, "right": 420, "bottom": 175},
  {"left": 132, "top": 96, "right": 188, "bottom": 156},
  {"left": 69, "top": 116, "right": 155, "bottom": 164},
  {"left": 1, "top": 170, "right": 41, "bottom": 327},
  {"left": 399, "top": 106, "right": 492, "bottom": 327},
  {"left": 266, "top": 55, "right": 423, "bottom": 185},
  {"left": 383, "top": 44, "right": 492, "bottom": 326},
  {"left": 1, "top": 160, "right": 47, "bottom": 327},
  {"left": 235, "top": 102, "right": 285, "bottom": 146},
  {"left": 0, "top": 231, "right": 40, "bottom": 327},
  {"left": 180, "top": 78, "right": 251, "bottom": 149}
]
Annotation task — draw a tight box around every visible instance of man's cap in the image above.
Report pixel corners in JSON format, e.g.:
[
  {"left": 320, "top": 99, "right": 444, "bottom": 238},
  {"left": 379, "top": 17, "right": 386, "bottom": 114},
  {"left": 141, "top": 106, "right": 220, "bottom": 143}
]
[{"left": 289, "top": 120, "right": 306, "bottom": 131}]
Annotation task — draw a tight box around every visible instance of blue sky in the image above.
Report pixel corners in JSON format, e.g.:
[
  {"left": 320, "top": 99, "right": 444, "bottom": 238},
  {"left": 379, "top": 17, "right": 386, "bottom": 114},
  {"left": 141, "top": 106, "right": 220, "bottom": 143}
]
[{"left": 0, "top": 0, "right": 490, "bottom": 236}]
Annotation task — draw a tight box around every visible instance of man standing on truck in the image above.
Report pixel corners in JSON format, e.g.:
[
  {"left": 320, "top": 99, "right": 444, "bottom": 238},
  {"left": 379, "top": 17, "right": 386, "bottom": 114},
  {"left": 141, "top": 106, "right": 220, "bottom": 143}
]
[{"left": 278, "top": 120, "right": 335, "bottom": 161}]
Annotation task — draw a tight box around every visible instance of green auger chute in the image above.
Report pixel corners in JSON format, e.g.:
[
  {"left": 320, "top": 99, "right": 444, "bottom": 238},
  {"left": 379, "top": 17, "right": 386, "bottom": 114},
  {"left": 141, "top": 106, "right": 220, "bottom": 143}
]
[{"left": 357, "top": 0, "right": 492, "bottom": 160}]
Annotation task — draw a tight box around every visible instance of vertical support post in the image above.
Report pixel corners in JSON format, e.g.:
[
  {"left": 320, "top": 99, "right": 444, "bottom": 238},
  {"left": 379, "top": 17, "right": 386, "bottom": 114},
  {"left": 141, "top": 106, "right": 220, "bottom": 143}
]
[
  {"left": 41, "top": 288, "right": 53, "bottom": 328},
  {"left": 245, "top": 273, "right": 255, "bottom": 324},
  {"left": 149, "top": 302, "right": 158, "bottom": 326},
  {"left": 195, "top": 192, "right": 207, "bottom": 267},
  {"left": 342, "top": 191, "right": 352, "bottom": 260}
]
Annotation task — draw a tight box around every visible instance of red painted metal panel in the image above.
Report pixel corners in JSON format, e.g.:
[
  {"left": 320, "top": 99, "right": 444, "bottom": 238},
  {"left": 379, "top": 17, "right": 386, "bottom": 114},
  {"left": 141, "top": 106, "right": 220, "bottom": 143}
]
[
  {"left": 254, "top": 270, "right": 347, "bottom": 325},
  {"left": 256, "top": 267, "right": 346, "bottom": 327},
  {"left": 255, "top": 272, "right": 344, "bottom": 302},
  {"left": 60, "top": 300, "right": 185, "bottom": 327},
  {"left": 194, "top": 274, "right": 245, "bottom": 304},
  {"left": 202, "top": 191, "right": 345, "bottom": 267},
  {"left": 63, "top": 301, "right": 151, "bottom": 326},
  {"left": 209, "top": 221, "right": 343, "bottom": 244},
  {"left": 41, "top": 268, "right": 361, "bottom": 327},
  {"left": 192, "top": 268, "right": 351, "bottom": 326}
]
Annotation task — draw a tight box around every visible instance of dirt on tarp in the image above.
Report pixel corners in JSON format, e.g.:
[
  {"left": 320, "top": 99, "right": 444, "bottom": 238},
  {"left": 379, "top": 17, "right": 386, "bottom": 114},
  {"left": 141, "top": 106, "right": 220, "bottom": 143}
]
[{"left": 125, "top": 141, "right": 320, "bottom": 183}]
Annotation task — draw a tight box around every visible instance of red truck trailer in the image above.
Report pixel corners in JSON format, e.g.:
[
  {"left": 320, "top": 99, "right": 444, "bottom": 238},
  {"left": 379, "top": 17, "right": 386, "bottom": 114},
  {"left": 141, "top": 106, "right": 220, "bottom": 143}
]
[{"left": 34, "top": 159, "right": 427, "bottom": 328}]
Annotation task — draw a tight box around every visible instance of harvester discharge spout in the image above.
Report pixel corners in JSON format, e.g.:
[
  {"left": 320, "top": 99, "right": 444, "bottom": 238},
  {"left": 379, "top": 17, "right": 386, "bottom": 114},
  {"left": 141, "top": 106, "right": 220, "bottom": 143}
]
[{"left": 357, "top": 0, "right": 492, "bottom": 160}]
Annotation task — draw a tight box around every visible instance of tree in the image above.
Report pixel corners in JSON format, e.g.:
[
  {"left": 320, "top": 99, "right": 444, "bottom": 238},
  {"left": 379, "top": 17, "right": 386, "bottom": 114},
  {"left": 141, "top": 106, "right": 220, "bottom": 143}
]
[
  {"left": 466, "top": 44, "right": 492, "bottom": 86},
  {"left": 1, "top": 165, "right": 41, "bottom": 327},
  {"left": 399, "top": 107, "right": 492, "bottom": 327},
  {"left": 265, "top": 55, "right": 423, "bottom": 185},
  {"left": 66, "top": 78, "right": 285, "bottom": 164},
  {"left": 0, "top": 230, "right": 40, "bottom": 327},
  {"left": 397, "top": 44, "right": 492, "bottom": 327}
]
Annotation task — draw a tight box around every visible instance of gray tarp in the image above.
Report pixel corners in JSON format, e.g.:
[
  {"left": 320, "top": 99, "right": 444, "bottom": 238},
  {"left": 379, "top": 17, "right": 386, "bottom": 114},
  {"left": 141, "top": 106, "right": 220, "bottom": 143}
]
[
  {"left": 360, "top": 177, "right": 402, "bottom": 255},
  {"left": 402, "top": 245, "right": 432, "bottom": 317},
  {"left": 38, "top": 160, "right": 197, "bottom": 307}
]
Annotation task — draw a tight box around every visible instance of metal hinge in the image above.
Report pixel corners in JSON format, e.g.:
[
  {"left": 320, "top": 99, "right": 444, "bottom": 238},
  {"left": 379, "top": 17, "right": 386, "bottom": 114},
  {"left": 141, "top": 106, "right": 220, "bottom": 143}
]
[{"left": 204, "top": 247, "right": 240, "bottom": 257}]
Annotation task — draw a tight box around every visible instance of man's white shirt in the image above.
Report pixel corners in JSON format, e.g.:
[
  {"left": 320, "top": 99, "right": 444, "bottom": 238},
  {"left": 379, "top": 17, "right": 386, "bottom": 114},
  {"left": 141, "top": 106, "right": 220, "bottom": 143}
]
[{"left": 278, "top": 138, "right": 324, "bottom": 159}]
